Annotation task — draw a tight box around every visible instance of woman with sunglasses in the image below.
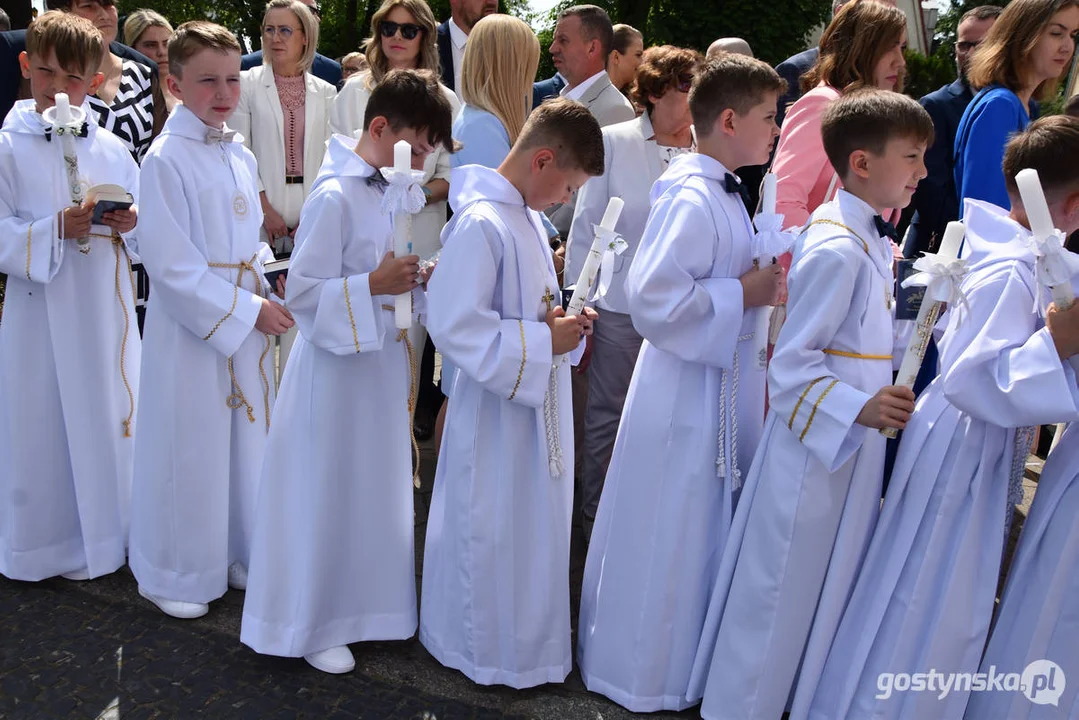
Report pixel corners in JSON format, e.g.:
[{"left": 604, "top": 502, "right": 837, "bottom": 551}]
[
  {"left": 232, "top": 0, "right": 337, "bottom": 382},
  {"left": 331, "top": 0, "right": 460, "bottom": 442}
]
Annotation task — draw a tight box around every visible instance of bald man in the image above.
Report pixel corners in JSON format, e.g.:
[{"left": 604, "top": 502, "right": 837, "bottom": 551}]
[{"left": 707, "top": 37, "right": 753, "bottom": 58}]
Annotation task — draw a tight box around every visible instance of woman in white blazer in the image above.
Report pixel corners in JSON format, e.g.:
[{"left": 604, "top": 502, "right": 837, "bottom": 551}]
[
  {"left": 565, "top": 45, "right": 702, "bottom": 540},
  {"left": 233, "top": 0, "right": 336, "bottom": 257}
]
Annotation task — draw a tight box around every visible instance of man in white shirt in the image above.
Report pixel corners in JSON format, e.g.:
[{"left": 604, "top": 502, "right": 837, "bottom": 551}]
[{"left": 436, "top": 0, "right": 498, "bottom": 101}]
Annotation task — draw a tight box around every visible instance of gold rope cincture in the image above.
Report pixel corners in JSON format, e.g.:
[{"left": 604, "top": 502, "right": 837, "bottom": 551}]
[
  {"left": 803, "top": 218, "right": 893, "bottom": 310},
  {"left": 87, "top": 230, "right": 137, "bottom": 437},
  {"left": 381, "top": 304, "right": 421, "bottom": 488},
  {"left": 206, "top": 254, "right": 273, "bottom": 431},
  {"left": 822, "top": 349, "right": 894, "bottom": 361}
]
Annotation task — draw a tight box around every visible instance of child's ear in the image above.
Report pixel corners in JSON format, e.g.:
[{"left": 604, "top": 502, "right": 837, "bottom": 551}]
[
  {"left": 718, "top": 108, "right": 737, "bottom": 138},
  {"left": 849, "top": 149, "right": 871, "bottom": 180},
  {"left": 1061, "top": 190, "right": 1079, "bottom": 231},
  {"left": 18, "top": 51, "right": 30, "bottom": 80},
  {"left": 166, "top": 73, "right": 182, "bottom": 100},
  {"left": 367, "top": 116, "right": 388, "bottom": 143},
  {"left": 533, "top": 147, "right": 555, "bottom": 174},
  {"left": 88, "top": 72, "right": 105, "bottom": 95}
]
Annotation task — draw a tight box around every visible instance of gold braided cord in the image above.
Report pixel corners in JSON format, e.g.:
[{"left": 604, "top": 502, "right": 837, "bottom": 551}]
[
  {"left": 509, "top": 319, "right": 526, "bottom": 401},
  {"left": 25, "top": 222, "right": 33, "bottom": 281},
  {"left": 822, "top": 348, "right": 893, "bottom": 361},
  {"left": 344, "top": 277, "right": 361, "bottom": 353},
  {"left": 789, "top": 376, "right": 829, "bottom": 432},
  {"left": 801, "top": 378, "right": 841, "bottom": 442},
  {"left": 382, "top": 304, "right": 420, "bottom": 488},
  {"left": 109, "top": 232, "right": 136, "bottom": 438},
  {"left": 804, "top": 219, "right": 869, "bottom": 254},
  {"left": 258, "top": 333, "right": 273, "bottom": 431}
]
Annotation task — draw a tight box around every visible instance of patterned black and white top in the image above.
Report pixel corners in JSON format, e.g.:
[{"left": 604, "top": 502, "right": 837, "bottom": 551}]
[{"left": 88, "top": 59, "right": 155, "bottom": 163}]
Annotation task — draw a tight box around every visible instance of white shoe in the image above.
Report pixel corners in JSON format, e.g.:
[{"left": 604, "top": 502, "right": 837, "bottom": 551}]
[
  {"left": 304, "top": 646, "right": 355, "bottom": 674},
  {"left": 227, "top": 562, "right": 248, "bottom": 591},
  {"left": 61, "top": 568, "right": 90, "bottom": 581},
  {"left": 138, "top": 587, "right": 208, "bottom": 619}
]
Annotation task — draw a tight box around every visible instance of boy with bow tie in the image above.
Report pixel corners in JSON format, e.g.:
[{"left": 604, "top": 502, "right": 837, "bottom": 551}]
[
  {"left": 129, "top": 21, "right": 294, "bottom": 621},
  {"left": 576, "top": 53, "right": 785, "bottom": 713},
  {"left": 0, "top": 11, "right": 140, "bottom": 583},
  {"left": 690, "top": 89, "right": 931, "bottom": 720}
]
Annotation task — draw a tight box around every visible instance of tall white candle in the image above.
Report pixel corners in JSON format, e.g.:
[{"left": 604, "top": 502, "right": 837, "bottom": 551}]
[
  {"left": 392, "top": 140, "right": 413, "bottom": 330},
  {"left": 1016, "top": 168, "right": 1075, "bottom": 309},
  {"left": 55, "top": 93, "right": 72, "bottom": 123},
  {"left": 761, "top": 173, "right": 777, "bottom": 216},
  {"left": 882, "top": 220, "right": 965, "bottom": 438},
  {"left": 565, "top": 197, "right": 624, "bottom": 317}
]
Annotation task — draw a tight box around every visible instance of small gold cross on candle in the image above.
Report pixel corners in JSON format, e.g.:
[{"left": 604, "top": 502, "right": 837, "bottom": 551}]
[{"left": 542, "top": 287, "right": 555, "bottom": 313}]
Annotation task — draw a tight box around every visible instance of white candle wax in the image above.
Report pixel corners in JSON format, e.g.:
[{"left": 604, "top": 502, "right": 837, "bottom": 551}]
[
  {"left": 55, "top": 93, "right": 72, "bottom": 123},
  {"left": 761, "top": 173, "right": 777, "bottom": 216},
  {"left": 565, "top": 197, "right": 624, "bottom": 317},
  {"left": 1016, "top": 169, "right": 1056, "bottom": 243},
  {"left": 392, "top": 140, "right": 413, "bottom": 330}
]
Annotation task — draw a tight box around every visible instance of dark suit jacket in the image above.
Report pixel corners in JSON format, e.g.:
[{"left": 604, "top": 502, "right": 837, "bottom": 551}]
[
  {"left": 1, "top": 31, "right": 160, "bottom": 123},
  {"left": 905, "top": 79, "right": 973, "bottom": 257},
  {"left": 241, "top": 51, "right": 342, "bottom": 87},
  {"left": 436, "top": 21, "right": 455, "bottom": 91},
  {"left": 775, "top": 47, "right": 818, "bottom": 128},
  {"left": 532, "top": 73, "right": 566, "bottom": 109}
]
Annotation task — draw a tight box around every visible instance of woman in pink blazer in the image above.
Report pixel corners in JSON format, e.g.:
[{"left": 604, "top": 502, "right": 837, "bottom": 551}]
[{"left": 772, "top": 0, "right": 909, "bottom": 235}]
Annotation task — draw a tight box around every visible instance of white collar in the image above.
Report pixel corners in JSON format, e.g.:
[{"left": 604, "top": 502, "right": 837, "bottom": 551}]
[
  {"left": 448, "top": 17, "right": 468, "bottom": 49},
  {"left": 561, "top": 70, "right": 607, "bottom": 101}
]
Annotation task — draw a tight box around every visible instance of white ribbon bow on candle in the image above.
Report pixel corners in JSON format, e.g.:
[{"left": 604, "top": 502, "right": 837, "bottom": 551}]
[
  {"left": 751, "top": 212, "right": 796, "bottom": 261},
  {"left": 902, "top": 251, "right": 970, "bottom": 314},
  {"left": 1023, "top": 229, "right": 1076, "bottom": 311},
  {"left": 593, "top": 225, "right": 628, "bottom": 300},
  {"left": 378, "top": 167, "right": 427, "bottom": 216}
]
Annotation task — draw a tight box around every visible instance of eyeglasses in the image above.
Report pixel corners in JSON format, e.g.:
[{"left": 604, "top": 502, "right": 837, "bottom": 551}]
[
  {"left": 379, "top": 21, "right": 423, "bottom": 40},
  {"left": 264, "top": 25, "right": 300, "bottom": 39},
  {"left": 308, "top": 2, "right": 321, "bottom": 16},
  {"left": 674, "top": 73, "right": 693, "bottom": 93}
]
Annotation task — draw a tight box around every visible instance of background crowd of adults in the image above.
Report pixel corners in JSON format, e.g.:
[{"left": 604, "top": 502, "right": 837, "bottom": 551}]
[{"left": 1, "top": 0, "right": 1078, "bottom": 521}]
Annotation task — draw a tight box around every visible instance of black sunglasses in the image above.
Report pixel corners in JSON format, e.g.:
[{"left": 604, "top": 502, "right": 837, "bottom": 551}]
[
  {"left": 675, "top": 72, "right": 693, "bottom": 93},
  {"left": 379, "top": 20, "right": 423, "bottom": 40}
]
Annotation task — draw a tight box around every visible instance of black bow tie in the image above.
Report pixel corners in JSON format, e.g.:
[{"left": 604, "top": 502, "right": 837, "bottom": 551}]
[
  {"left": 723, "top": 173, "right": 752, "bottom": 210},
  {"left": 44, "top": 121, "right": 89, "bottom": 142},
  {"left": 874, "top": 215, "right": 899, "bottom": 243},
  {"left": 365, "top": 171, "right": 388, "bottom": 191}
]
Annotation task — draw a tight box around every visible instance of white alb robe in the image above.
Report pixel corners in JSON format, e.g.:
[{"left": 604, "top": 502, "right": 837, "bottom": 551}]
[
  {"left": 966, "top": 421, "right": 1079, "bottom": 720},
  {"left": 689, "top": 190, "right": 900, "bottom": 720},
  {"left": 420, "top": 164, "right": 584, "bottom": 689},
  {"left": 577, "top": 154, "right": 767, "bottom": 712},
  {"left": 0, "top": 100, "right": 141, "bottom": 580},
  {"left": 129, "top": 106, "right": 275, "bottom": 604},
  {"left": 805, "top": 200, "right": 1079, "bottom": 720},
  {"left": 241, "top": 137, "right": 420, "bottom": 657}
]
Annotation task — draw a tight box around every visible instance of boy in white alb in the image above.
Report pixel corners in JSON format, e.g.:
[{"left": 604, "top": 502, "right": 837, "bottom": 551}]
[
  {"left": 420, "top": 99, "right": 600, "bottom": 689},
  {"left": 689, "top": 90, "right": 930, "bottom": 720},
  {"left": 0, "top": 12, "right": 140, "bottom": 582},
  {"left": 129, "top": 22, "right": 295, "bottom": 620},
  {"left": 241, "top": 70, "right": 455, "bottom": 676},
  {"left": 576, "top": 54, "right": 786, "bottom": 713}
]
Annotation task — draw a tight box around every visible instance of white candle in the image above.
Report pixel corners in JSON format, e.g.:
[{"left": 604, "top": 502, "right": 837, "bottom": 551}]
[
  {"left": 761, "top": 173, "right": 777, "bottom": 216},
  {"left": 565, "top": 197, "right": 624, "bottom": 317},
  {"left": 882, "top": 220, "right": 965, "bottom": 438},
  {"left": 1015, "top": 168, "right": 1075, "bottom": 310},
  {"left": 392, "top": 139, "right": 412, "bottom": 330},
  {"left": 55, "top": 93, "right": 71, "bottom": 123}
]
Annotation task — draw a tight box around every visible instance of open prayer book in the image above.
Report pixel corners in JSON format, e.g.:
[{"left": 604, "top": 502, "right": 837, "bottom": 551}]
[
  {"left": 263, "top": 258, "right": 289, "bottom": 289},
  {"left": 87, "top": 184, "right": 134, "bottom": 224}
]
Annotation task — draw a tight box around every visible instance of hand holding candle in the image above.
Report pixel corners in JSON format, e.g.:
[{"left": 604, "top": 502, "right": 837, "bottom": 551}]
[
  {"left": 391, "top": 140, "right": 415, "bottom": 330},
  {"left": 51, "top": 93, "right": 91, "bottom": 253}
]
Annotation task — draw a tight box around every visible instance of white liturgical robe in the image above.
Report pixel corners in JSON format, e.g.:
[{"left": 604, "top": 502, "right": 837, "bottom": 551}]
[
  {"left": 577, "top": 153, "right": 767, "bottom": 712},
  {"left": 420, "top": 164, "right": 584, "bottom": 689},
  {"left": 129, "top": 105, "right": 274, "bottom": 605},
  {"left": 690, "top": 190, "right": 900, "bottom": 720},
  {"left": 807, "top": 200, "right": 1079, "bottom": 720},
  {"left": 0, "top": 100, "right": 141, "bottom": 581},
  {"left": 241, "top": 137, "right": 420, "bottom": 657}
]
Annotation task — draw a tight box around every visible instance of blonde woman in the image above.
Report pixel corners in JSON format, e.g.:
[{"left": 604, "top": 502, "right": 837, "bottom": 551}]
[
  {"left": 123, "top": 9, "right": 178, "bottom": 112},
  {"left": 232, "top": 0, "right": 337, "bottom": 379}
]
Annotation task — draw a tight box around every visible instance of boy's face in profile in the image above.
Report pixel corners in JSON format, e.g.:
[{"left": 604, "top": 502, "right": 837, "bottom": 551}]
[
  {"left": 167, "top": 47, "right": 242, "bottom": 129},
  {"left": 734, "top": 91, "right": 780, "bottom": 167},
  {"left": 864, "top": 135, "right": 928, "bottom": 211},
  {"left": 526, "top": 150, "right": 590, "bottom": 211},
  {"left": 19, "top": 49, "right": 102, "bottom": 115}
]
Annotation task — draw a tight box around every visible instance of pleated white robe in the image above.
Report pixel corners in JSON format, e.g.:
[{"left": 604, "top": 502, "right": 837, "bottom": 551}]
[
  {"left": 966, "top": 421, "right": 1079, "bottom": 720},
  {"left": 577, "top": 154, "right": 767, "bottom": 712},
  {"left": 129, "top": 106, "right": 275, "bottom": 605},
  {"left": 689, "top": 190, "right": 900, "bottom": 720},
  {"left": 0, "top": 100, "right": 141, "bottom": 581},
  {"left": 420, "top": 164, "right": 584, "bottom": 689},
  {"left": 804, "top": 200, "right": 1079, "bottom": 720},
  {"left": 241, "top": 137, "right": 420, "bottom": 657}
]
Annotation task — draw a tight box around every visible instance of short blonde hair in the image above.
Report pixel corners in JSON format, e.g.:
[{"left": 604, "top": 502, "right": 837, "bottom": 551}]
[
  {"left": 461, "top": 15, "right": 540, "bottom": 144},
  {"left": 968, "top": 0, "right": 1079, "bottom": 102},
  {"left": 123, "top": 8, "right": 172, "bottom": 48},
  {"left": 168, "top": 20, "right": 242, "bottom": 78},
  {"left": 262, "top": 0, "right": 319, "bottom": 73},
  {"left": 26, "top": 11, "right": 104, "bottom": 75},
  {"left": 363, "top": 0, "right": 439, "bottom": 85}
]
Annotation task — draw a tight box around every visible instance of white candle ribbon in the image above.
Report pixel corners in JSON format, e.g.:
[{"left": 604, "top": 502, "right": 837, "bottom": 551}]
[
  {"left": 593, "top": 225, "right": 628, "bottom": 300},
  {"left": 750, "top": 211, "right": 796, "bottom": 262},
  {"left": 378, "top": 167, "right": 427, "bottom": 217},
  {"left": 902, "top": 252, "right": 970, "bottom": 314},
  {"left": 1024, "top": 229, "right": 1075, "bottom": 312}
]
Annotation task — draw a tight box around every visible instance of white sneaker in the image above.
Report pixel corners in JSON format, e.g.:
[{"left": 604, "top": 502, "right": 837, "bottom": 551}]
[
  {"left": 61, "top": 568, "right": 90, "bottom": 581},
  {"left": 138, "top": 586, "right": 208, "bottom": 619},
  {"left": 227, "top": 562, "right": 248, "bottom": 591},
  {"left": 304, "top": 646, "right": 355, "bottom": 674}
]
